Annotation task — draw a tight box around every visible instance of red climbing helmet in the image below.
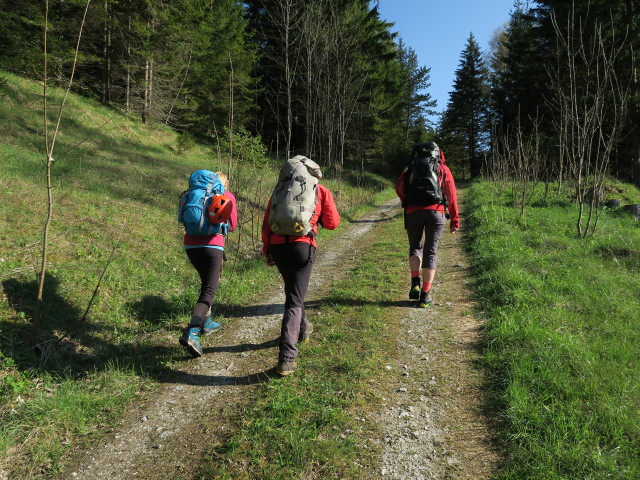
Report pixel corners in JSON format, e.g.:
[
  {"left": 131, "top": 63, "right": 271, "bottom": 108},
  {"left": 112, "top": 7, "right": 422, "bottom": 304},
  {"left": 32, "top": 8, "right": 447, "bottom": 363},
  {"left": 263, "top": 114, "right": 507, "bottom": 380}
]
[{"left": 208, "top": 194, "right": 233, "bottom": 223}]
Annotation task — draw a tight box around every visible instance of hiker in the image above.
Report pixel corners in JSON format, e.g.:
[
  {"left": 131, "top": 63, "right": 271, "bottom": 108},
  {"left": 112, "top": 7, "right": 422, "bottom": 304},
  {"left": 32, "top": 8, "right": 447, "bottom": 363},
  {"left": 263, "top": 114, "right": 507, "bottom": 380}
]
[
  {"left": 178, "top": 171, "right": 237, "bottom": 358},
  {"left": 262, "top": 155, "right": 340, "bottom": 376},
  {"left": 396, "top": 142, "right": 459, "bottom": 307}
]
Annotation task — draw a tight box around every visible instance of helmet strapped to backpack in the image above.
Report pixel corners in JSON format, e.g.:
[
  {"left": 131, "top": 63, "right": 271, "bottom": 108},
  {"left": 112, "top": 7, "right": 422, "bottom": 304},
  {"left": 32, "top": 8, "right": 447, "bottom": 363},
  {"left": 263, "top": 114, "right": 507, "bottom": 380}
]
[
  {"left": 268, "top": 155, "right": 322, "bottom": 236},
  {"left": 208, "top": 193, "right": 232, "bottom": 223},
  {"left": 412, "top": 142, "right": 440, "bottom": 159},
  {"left": 178, "top": 170, "right": 229, "bottom": 236},
  {"left": 404, "top": 142, "right": 446, "bottom": 207}
]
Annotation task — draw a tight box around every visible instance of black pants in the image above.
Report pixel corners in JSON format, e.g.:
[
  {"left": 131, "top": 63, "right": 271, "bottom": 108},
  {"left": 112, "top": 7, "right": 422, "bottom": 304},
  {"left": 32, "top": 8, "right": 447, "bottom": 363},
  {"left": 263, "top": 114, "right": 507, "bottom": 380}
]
[
  {"left": 185, "top": 247, "right": 224, "bottom": 308},
  {"left": 270, "top": 242, "right": 316, "bottom": 362}
]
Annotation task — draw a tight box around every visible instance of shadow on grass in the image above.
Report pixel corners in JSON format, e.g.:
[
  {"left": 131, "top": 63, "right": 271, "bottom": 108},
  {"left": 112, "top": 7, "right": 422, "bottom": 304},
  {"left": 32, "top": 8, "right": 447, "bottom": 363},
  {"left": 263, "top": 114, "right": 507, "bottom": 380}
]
[
  {"left": 1, "top": 269, "right": 417, "bottom": 389},
  {"left": 1, "top": 274, "right": 174, "bottom": 377},
  {"left": 1, "top": 273, "right": 286, "bottom": 394},
  {"left": 304, "top": 298, "right": 417, "bottom": 309},
  {"left": 340, "top": 210, "right": 402, "bottom": 224},
  {"left": 350, "top": 211, "right": 403, "bottom": 224},
  {"left": 128, "top": 295, "right": 180, "bottom": 324},
  {"left": 128, "top": 294, "right": 285, "bottom": 321},
  {"left": 204, "top": 337, "right": 279, "bottom": 354}
]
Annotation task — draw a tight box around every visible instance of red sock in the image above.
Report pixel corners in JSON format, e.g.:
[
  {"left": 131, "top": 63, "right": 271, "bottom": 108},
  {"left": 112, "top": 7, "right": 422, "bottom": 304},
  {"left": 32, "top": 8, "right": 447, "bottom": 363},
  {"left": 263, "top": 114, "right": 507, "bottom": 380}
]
[
  {"left": 422, "top": 282, "right": 432, "bottom": 292},
  {"left": 411, "top": 270, "right": 420, "bottom": 278}
]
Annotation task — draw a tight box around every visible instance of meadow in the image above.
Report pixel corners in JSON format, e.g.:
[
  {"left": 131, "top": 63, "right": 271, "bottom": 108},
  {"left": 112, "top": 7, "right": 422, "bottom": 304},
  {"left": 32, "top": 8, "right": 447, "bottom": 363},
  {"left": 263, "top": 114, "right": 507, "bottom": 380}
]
[
  {"left": 1, "top": 70, "right": 639, "bottom": 479},
  {"left": 466, "top": 179, "right": 640, "bottom": 479}
]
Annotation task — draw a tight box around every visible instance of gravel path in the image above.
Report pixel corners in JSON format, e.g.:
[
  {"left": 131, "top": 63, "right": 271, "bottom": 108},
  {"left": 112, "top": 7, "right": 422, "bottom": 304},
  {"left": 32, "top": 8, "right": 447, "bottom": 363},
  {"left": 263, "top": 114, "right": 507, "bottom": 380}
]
[{"left": 363, "top": 187, "right": 500, "bottom": 479}]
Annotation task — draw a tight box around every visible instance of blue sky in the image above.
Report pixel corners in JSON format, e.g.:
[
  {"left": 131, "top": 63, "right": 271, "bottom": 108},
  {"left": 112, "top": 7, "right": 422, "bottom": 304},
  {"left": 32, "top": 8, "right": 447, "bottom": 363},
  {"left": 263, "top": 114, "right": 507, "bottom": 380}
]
[{"left": 376, "top": 0, "right": 515, "bottom": 124}]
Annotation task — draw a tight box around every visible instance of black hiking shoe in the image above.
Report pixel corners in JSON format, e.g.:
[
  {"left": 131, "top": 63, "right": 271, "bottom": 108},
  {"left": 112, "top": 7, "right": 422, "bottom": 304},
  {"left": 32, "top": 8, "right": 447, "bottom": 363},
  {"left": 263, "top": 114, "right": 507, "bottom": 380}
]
[
  {"left": 418, "top": 290, "right": 433, "bottom": 308},
  {"left": 409, "top": 277, "right": 421, "bottom": 299}
]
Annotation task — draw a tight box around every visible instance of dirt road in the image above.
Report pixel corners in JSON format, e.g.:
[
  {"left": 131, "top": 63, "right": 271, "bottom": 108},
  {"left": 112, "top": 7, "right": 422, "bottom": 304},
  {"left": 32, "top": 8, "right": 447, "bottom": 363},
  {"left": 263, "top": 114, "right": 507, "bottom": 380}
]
[{"left": 59, "top": 190, "right": 499, "bottom": 480}]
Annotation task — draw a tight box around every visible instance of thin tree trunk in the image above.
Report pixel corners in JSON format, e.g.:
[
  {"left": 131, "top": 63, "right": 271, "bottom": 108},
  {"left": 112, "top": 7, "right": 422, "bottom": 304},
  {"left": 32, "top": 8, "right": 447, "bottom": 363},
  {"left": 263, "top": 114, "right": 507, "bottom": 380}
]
[
  {"left": 228, "top": 53, "right": 234, "bottom": 178},
  {"left": 102, "top": 0, "right": 111, "bottom": 104},
  {"left": 125, "top": 5, "right": 131, "bottom": 113},
  {"left": 35, "top": 0, "right": 91, "bottom": 344}
]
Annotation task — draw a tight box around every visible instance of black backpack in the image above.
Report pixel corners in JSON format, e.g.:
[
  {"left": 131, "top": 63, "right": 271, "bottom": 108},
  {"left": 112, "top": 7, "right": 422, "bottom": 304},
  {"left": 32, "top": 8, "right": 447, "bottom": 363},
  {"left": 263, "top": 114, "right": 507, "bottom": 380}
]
[{"left": 404, "top": 143, "right": 446, "bottom": 207}]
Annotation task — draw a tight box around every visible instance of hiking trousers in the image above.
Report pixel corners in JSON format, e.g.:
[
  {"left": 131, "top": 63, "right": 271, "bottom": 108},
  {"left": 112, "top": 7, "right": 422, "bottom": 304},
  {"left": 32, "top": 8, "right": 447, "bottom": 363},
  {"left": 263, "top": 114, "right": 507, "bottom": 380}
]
[
  {"left": 270, "top": 242, "right": 316, "bottom": 362},
  {"left": 185, "top": 247, "right": 224, "bottom": 308},
  {"left": 405, "top": 209, "right": 445, "bottom": 270}
]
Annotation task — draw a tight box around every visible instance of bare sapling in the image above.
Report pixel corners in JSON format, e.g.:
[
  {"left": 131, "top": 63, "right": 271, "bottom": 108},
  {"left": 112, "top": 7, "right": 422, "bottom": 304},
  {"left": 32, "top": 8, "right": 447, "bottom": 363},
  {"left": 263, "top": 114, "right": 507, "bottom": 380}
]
[
  {"left": 549, "top": 9, "right": 630, "bottom": 237},
  {"left": 487, "top": 113, "right": 544, "bottom": 221},
  {"left": 33, "top": 0, "right": 92, "bottom": 345}
]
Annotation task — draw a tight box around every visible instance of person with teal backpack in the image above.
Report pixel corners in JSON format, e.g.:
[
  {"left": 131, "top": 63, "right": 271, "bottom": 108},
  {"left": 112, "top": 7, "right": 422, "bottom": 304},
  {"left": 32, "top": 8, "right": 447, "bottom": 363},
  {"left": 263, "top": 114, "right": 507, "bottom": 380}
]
[{"left": 177, "top": 170, "right": 237, "bottom": 357}]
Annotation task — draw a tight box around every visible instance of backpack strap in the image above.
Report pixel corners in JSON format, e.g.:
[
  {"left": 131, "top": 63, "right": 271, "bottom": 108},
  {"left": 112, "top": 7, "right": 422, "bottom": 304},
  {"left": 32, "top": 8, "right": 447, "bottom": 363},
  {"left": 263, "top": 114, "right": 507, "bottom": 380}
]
[{"left": 437, "top": 162, "right": 448, "bottom": 209}]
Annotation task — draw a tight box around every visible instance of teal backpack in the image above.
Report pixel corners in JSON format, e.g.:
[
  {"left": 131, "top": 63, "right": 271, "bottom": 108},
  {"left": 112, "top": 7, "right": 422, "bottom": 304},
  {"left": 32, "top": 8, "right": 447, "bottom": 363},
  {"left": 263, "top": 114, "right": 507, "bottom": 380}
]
[{"left": 178, "top": 170, "right": 228, "bottom": 236}]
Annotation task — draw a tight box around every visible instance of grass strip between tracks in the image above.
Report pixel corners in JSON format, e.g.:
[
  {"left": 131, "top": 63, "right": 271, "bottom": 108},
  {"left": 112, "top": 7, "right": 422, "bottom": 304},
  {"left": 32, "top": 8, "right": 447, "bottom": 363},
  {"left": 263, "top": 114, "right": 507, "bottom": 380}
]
[{"left": 198, "top": 203, "right": 407, "bottom": 479}]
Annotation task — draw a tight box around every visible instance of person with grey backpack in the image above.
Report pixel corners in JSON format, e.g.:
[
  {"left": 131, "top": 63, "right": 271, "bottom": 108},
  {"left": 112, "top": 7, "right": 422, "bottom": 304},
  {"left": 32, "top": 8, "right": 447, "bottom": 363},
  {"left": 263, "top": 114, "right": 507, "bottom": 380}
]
[{"left": 261, "top": 155, "right": 340, "bottom": 376}]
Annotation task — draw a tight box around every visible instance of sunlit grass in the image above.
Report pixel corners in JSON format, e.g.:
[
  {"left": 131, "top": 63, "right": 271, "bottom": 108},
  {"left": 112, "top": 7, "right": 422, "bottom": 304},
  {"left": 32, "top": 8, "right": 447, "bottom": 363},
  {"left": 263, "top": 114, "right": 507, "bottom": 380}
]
[{"left": 466, "top": 179, "right": 640, "bottom": 479}]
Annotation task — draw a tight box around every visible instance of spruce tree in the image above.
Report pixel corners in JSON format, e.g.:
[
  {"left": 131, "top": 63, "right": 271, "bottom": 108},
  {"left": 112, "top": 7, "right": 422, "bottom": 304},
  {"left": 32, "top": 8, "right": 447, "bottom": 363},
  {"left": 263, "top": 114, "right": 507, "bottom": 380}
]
[{"left": 441, "top": 33, "right": 490, "bottom": 178}]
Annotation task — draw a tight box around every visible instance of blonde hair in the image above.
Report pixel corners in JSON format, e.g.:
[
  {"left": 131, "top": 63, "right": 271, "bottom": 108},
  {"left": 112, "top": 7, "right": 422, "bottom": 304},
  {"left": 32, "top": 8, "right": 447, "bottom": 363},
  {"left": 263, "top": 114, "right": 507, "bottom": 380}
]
[{"left": 216, "top": 172, "right": 229, "bottom": 190}]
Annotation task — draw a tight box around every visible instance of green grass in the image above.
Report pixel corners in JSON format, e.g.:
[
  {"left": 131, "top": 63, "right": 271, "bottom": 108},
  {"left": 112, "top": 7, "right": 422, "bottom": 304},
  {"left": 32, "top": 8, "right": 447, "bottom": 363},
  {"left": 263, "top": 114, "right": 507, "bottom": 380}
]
[
  {"left": 198, "top": 213, "right": 407, "bottom": 479},
  {"left": 0, "top": 363, "right": 147, "bottom": 478},
  {"left": 466, "top": 179, "right": 640, "bottom": 479},
  {"left": 0, "top": 70, "right": 393, "bottom": 478}
]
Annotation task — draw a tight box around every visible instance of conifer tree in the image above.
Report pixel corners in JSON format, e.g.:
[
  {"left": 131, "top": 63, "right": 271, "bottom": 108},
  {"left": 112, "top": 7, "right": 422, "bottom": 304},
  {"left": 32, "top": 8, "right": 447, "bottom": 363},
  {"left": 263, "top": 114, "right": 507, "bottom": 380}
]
[{"left": 441, "top": 33, "right": 490, "bottom": 178}]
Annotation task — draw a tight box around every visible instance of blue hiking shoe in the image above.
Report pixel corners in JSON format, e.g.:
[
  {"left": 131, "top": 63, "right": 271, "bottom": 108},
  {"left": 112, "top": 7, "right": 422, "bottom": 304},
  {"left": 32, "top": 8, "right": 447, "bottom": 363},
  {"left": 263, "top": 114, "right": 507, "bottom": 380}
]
[
  {"left": 200, "top": 317, "right": 221, "bottom": 335},
  {"left": 179, "top": 326, "right": 203, "bottom": 358},
  {"left": 418, "top": 290, "right": 433, "bottom": 308}
]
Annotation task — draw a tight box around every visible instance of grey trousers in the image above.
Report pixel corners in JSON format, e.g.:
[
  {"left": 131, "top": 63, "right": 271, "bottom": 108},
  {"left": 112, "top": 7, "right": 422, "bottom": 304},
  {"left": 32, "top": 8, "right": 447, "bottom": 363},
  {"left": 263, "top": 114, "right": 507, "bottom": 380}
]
[
  {"left": 405, "top": 209, "right": 445, "bottom": 270},
  {"left": 270, "top": 242, "right": 316, "bottom": 362}
]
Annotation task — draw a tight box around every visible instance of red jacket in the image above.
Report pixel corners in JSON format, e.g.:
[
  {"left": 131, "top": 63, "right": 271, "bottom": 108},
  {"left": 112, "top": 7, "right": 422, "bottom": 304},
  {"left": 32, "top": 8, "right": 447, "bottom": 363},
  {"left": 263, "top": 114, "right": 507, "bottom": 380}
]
[
  {"left": 262, "top": 183, "right": 340, "bottom": 254},
  {"left": 395, "top": 150, "right": 460, "bottom": 229}
]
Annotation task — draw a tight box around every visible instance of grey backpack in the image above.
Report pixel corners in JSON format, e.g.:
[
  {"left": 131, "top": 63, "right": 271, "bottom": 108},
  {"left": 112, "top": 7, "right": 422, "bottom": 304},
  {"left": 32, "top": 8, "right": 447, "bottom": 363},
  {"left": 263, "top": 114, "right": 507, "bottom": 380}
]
[{"left": 268, "top": 155, "right": 322, "bottom": 236}]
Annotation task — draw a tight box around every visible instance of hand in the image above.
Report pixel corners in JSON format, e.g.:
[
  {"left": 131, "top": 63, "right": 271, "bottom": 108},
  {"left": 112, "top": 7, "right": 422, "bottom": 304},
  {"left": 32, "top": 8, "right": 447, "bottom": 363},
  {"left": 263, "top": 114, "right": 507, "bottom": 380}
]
[
  {"left": 450, "top": 224, "right": 459, "bottom": 234},
  {"left": 265, "top": 253, "right": 275, "bottom": 267}
]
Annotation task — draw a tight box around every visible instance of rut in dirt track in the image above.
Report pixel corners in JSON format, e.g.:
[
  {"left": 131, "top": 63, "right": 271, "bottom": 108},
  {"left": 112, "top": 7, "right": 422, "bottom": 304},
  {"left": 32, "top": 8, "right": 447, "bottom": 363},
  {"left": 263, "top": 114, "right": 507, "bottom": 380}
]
[{"left": 59, "top": 198, "right": 402, "bottom": 480}]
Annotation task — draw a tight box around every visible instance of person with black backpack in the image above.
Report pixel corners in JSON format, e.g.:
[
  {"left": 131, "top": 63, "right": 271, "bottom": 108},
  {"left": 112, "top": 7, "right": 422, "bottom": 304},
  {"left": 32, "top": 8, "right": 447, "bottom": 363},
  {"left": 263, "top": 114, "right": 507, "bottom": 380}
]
[
  {"left": 261, "top": 155, "right": 340, "bottom": 376},
  {"left": 396, "top": 142, "right": 459, "bottom": 307},
  {"left": 177, "top": 171, "right": 237, "bottom": 358}
]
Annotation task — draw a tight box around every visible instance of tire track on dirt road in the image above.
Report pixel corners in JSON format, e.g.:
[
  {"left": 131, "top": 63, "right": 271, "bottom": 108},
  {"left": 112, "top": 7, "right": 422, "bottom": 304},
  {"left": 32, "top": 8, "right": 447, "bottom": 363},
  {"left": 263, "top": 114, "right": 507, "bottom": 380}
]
[{"left": 362, "top": 184, "right": 500, "bottom": 479}]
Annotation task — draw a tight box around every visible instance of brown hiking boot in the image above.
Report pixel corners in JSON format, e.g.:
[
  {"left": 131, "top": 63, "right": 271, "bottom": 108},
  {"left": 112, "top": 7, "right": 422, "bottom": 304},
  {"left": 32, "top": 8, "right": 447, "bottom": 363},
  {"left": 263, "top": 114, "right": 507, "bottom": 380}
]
[
  {"left": 299, "top": 321, "right": 313, "bottom": 343},
  {"left": 276, "top": 360, "right": 297, "bottom": 376}
]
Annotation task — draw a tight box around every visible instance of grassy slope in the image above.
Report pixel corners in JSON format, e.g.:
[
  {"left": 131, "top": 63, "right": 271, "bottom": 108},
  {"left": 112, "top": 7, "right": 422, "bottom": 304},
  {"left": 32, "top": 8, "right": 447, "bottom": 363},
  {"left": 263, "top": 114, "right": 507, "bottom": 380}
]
[
  {"left": 0, "top": 71, "right": 393, "bottom": 478},
  {"left": 466, "top": 180, "right": 640, "bottom": 479}
]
